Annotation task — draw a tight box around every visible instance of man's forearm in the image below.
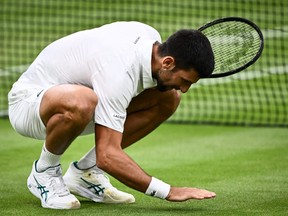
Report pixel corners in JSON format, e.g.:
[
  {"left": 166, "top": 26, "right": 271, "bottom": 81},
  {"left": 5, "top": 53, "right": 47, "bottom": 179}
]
[{"left": 95, "top": 124, "right": 151, "bottom": 192}]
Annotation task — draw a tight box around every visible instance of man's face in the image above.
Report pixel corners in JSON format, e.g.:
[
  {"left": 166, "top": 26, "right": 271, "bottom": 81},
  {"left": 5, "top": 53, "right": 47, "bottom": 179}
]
[{"left": 155, "top": 67, "right": 200, "bottom": 93}]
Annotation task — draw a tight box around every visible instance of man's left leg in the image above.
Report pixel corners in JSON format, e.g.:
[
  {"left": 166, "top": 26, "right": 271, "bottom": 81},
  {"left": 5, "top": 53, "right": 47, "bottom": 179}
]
[{"left": 122, "top": 88, "right": 181, "bottom": 148}]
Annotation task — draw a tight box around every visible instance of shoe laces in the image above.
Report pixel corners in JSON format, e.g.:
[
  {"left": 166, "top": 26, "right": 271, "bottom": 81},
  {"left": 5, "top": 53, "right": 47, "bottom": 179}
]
[
  {"left": 50, "top": 177, "right": 70, "bottom": 197},
  {"left": 48, "top": 166, "right": 70, "bottom": 197}
]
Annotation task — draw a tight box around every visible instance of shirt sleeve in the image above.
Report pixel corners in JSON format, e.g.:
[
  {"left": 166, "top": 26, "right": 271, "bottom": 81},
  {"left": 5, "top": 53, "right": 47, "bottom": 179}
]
[{"left": 91, "top": 66, "right": 135, "bottom": 133}]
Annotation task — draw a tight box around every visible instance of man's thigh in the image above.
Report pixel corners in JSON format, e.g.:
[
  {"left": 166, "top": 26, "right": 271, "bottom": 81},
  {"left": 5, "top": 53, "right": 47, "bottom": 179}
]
[
  {"left": 39, "top": 84, "right": 97, "bottom": 126},
  {"left": 40, "top": 84, "right": 98, "bottom": 135},
  {"left": 9, "top": 84, "right": 97, "bottom": 139}
]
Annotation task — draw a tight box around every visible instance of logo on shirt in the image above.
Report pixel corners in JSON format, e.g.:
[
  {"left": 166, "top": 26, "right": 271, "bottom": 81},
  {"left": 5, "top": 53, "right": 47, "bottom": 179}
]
[
  {"left": 113, "top": 114, "right": 125, "bottom": 120},
  {"left": 134, "top": 36, "right": 141, "bottom": 44},
  {"left": 37, "top": 90, "right": 44, "bottom": 97}
]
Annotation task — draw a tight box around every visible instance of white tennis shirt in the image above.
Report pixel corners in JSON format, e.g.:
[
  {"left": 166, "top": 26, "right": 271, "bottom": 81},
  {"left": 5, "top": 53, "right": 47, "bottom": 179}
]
[{"left": 10, "top": 21, "right": 162, "bottom": 132}]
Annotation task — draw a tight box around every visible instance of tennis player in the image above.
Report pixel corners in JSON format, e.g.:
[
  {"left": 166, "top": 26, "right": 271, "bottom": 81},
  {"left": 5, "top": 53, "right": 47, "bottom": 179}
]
[{"left": 8, "top": 21, "right": 215, "bottom": 209}]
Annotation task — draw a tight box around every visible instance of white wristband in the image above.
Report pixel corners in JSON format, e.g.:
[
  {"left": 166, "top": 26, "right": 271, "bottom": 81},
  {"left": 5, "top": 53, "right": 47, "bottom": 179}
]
[{"left": 145, "top": 177, "right": 171, "bottom": 199}]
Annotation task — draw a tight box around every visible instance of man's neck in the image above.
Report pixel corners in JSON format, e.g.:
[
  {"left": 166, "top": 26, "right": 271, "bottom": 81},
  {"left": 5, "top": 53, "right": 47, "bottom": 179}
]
[{"left": 151, "top": 42, "right": 162, "bottom": 78}]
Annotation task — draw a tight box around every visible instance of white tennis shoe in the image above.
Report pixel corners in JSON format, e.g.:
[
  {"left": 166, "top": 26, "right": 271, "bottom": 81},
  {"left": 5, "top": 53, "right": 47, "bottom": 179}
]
[
  {"left": 63, "top": 162, "right": 135, "bottom": 204},
  {"left": 27, "top": 161, "right": 80, "bottom": 209}
]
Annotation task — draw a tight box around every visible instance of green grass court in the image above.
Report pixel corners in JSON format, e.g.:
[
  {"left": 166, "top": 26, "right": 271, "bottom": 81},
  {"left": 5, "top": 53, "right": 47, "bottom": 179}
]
[
  {"left": 1, "top": 0, "right": 287, "bottom": 215},
  {"left": 0, "top": 118, "right": 287, "bottom": 215}
]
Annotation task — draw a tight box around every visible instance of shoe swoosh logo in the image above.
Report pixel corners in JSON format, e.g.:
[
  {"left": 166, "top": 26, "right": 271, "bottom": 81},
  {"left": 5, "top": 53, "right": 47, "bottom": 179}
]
[
  {"left": 80, "top": 177, "right": 105, "bottom": 196},
  {"left": 33, "top": 175, "right": 49, "bottom": 201}
]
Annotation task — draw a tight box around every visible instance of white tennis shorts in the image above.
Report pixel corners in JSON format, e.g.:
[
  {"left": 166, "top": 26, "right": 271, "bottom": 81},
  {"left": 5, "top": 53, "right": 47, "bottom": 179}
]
[
  {"left": 8, "top": 86, "right": 95, "bottom": 140},
  {"left": 8, "top": 87, "right": 49, "bottom": 140}
]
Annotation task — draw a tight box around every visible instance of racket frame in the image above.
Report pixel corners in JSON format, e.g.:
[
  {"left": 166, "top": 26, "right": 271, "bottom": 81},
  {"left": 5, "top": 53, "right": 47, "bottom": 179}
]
[{"left": 198, "top": 17, "right": 264, "bottom": 78}]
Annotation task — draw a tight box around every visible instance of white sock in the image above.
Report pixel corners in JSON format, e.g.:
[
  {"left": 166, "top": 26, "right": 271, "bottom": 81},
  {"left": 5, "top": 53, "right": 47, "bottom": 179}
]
[
  {"left": 37, "top": 143, "right": 61, "bottom": 172},
  {"left": 76, "top": 147, "right": 96, "bottom": 170}
]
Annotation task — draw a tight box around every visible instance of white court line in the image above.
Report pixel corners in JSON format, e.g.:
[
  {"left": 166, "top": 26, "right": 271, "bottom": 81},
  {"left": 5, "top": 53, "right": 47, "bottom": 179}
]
[
  {"left": 195, "top": 65, "right": 288, "bottom": 87},
  {"left": 0, "top": 64, "right": 29, "bottom": 77},
  {"left": 262, "top": 26, "right": 288, "bottom": 38}
]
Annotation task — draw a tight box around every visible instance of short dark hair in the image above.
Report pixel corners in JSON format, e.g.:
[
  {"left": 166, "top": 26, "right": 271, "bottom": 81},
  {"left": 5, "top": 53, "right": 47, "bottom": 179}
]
[{"left": 158, "top": 29, "right": 215, "bottom": 78}]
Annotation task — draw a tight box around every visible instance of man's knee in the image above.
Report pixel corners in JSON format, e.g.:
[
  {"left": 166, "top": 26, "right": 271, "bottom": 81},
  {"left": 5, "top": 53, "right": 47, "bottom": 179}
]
[{"left": 66, "top": 88, "right": 98, "bottom": 124}]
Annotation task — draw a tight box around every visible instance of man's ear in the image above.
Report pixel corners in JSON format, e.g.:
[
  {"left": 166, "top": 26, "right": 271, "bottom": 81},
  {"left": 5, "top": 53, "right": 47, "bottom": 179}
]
[{"left": 162, "top": 56, "right": 175, "bottom": 70}]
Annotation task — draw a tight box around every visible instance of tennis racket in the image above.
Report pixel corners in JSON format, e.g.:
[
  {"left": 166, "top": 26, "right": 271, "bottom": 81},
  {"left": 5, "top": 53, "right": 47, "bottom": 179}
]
[{"left": 198, "top": 17, "right": 264, "bottom": 78}]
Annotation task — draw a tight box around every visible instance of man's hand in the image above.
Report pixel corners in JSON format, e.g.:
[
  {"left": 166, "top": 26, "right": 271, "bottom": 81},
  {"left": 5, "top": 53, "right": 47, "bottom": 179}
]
[{"left": 166, "top": 187, "right": 216, "bottom": 202}]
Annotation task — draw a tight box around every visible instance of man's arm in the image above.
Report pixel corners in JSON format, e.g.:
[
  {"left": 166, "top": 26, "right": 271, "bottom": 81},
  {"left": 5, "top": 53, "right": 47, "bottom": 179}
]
[
  {"left": 95, "top": 124, "right": 216, "bottom": 201},
  {"left": 95, "top": 124, "right": 151, "bottom": 192}
]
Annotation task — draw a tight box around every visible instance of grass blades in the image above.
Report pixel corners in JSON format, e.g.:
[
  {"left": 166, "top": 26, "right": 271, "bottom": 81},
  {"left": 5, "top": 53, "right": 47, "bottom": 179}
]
[{"left": 0, "top": 118, "right": 287, "bottom": 215}]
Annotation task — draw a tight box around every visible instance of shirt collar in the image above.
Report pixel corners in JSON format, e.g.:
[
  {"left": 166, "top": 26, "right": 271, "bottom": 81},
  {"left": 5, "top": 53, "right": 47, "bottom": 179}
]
[{"left": 136, "top": 39, "right": 157, "bottom": 89}]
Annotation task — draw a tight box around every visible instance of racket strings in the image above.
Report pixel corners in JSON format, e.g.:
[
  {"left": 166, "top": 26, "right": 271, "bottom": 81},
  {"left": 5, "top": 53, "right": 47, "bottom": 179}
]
[{"left": 203, "top": 21, "right": 262, "bottom": 74}]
